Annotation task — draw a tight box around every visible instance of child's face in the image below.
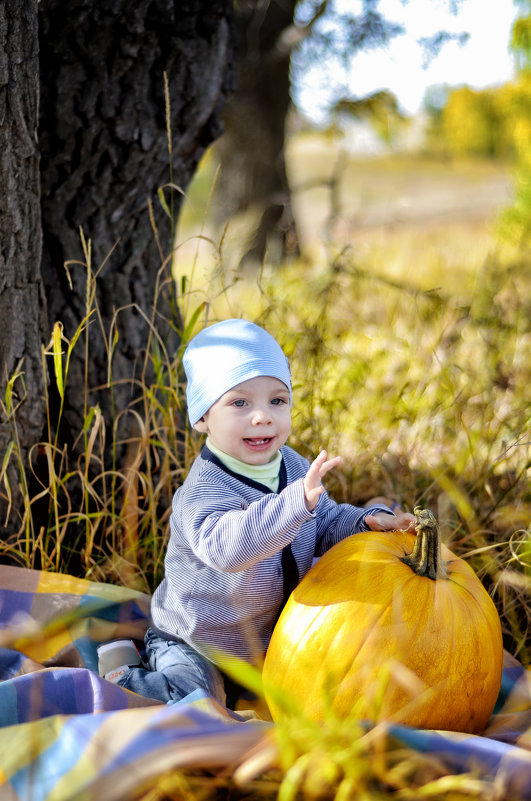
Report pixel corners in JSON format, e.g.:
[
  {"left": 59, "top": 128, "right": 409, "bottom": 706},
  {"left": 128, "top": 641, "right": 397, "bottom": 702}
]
[{"left": 194, "top": 376, "right": 291, "bottom": 464}]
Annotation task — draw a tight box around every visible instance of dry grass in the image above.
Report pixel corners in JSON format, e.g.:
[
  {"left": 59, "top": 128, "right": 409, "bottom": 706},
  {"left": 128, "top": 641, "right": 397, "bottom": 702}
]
[
  {"left": 176, "top": 137, "right": 530, "bottom": 666},
  {"left": 1, "top": 133, "right": 529, "bottom": 800}
]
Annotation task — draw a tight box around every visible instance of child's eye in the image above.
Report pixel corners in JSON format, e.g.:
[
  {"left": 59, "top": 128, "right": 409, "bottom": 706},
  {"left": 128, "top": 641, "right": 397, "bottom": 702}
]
[
  {"left": 232, "top": 399, "right": 247, "bottom": 407},
  {"left": 271, "top": 397, "right": 287, "bottom": 406}
]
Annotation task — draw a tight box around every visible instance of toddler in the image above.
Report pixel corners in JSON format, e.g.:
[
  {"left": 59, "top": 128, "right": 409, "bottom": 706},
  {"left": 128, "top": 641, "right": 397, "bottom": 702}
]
[{"left": 114, "top": 319, "right": 415, "bottom": 706}]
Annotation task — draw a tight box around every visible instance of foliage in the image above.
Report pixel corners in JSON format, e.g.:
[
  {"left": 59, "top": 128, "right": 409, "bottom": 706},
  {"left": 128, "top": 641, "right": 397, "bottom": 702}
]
[
  {"left": 497, "top": 1, "right": 531, "bottom": 245},
  {"left": 423, "top": 83, "right": 518, "bottom": 160},
  {"left": 511, "top": 1, "right": 531, "bottom": 71},
  {"left": 292, "top": 0, "right": 466, "bottom": 117},
  {"left": 497, "top": 77, "right": 531, "bottom": 241},
  {"left": 421, "top": 4, "right": 531, "bottom": 170},
  {"left": 439, "top": 87, "right": 509, "bottom": 159},
  {"left": 419, "top": 49, "right": 531, "bottom": 246},
  {"left": 216, "top": 0, "right": 471, "bottom": 268},
  {"left": 292, "top": 0, "right": 404, "bottom": 77},
  {"left": 330, "top": 90, "right": 407, "bottom": 145}
]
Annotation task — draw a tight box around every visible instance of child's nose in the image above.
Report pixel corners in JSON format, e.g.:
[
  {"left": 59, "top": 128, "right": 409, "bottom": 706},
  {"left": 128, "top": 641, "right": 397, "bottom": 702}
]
[{"left": 252, "top": 406, "right": 272, "bottom": 424}]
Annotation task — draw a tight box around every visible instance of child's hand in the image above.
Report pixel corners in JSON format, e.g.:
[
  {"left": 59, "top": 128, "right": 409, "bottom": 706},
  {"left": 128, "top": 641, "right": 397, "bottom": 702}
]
[
  {"left": 365, "top": 511, "right": 416, "bottom": 532},
  {"left": 303, "top": 450, "right": 342, "bottom": 511}
]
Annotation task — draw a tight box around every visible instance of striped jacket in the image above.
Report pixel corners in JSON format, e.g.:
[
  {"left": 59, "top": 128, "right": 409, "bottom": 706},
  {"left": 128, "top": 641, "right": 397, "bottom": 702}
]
[{"left": 150, "top": 445, "right": 392, "bottom": 664}]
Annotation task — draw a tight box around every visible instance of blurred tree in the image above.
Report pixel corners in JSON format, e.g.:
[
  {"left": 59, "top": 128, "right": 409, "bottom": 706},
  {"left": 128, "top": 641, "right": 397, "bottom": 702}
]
[
  {"left": 213, "top": 0, "right": 404, "bottom": 270},
  {"left": 423, "top": 81, "right": 518, "bottom": 162},
  {"left": 421, "top": 83, "right": 450, "bottom": 154},
  {"left": 499, "top": 0, "right": 531, "bottom": 243},
  {"left": 0, "top": 0, "right": 234, "bottom": 538},
  {"left": 440, "top": 86, "right": 507, "bottom": 158},
  {"left": 212, "top": 0, "right": 467, "bottom": 270},
  {"left": 330, "top": 91, "right": 407, "bottom": 146}
]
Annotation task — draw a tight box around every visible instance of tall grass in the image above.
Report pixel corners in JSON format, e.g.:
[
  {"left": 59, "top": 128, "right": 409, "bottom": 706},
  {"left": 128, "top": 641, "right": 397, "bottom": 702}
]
[
  {"left": 4, "top": 216, "right": 527, "bottom": 643},
  {"left": 0, "top": 137, "right": 529, "bottom": 799},
  {"left": 175, "top": 143, "right": 530, "bottom": 665},
  {"left": 0, "top": 252, "right": 201, "bottom": 592}
]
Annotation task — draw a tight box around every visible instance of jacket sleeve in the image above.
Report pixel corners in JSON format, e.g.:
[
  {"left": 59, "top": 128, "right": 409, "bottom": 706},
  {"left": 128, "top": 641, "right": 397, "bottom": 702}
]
[
  {"left": 176, "top": 472, "right": 315, "bottom": 572},
  {"left": 313, "top": 491, "right": 394, "bottom": 557}
]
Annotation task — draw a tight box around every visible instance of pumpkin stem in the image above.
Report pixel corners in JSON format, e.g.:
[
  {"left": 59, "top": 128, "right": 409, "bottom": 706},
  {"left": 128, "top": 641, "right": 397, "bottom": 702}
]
[{"left": 401, "top": 507, "right": 448, "bottom": 580}]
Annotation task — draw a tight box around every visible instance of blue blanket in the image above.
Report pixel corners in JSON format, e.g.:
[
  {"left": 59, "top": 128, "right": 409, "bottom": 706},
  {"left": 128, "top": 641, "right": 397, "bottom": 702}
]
[{"left": 0, "top": 564, "right": 530, "bottom": 800}]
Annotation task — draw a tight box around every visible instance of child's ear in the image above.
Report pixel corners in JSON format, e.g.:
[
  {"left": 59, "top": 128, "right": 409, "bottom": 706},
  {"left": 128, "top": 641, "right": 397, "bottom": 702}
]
[{"left": 194, "top": 416, "right": 208, "bottom": 433}]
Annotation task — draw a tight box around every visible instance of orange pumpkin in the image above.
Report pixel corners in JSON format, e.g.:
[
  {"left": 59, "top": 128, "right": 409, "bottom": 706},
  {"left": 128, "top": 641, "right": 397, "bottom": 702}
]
[{"left": 263, "top": 509, "right": 503, "bottom": 733}]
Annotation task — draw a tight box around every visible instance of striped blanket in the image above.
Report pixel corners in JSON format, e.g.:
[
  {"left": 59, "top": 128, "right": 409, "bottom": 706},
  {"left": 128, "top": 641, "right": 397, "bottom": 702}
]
[{"left": 0, "top": 563, "right": 530, "bottom": 800}]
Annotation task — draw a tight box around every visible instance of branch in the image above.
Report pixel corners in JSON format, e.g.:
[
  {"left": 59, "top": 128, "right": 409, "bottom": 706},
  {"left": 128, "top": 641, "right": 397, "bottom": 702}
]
[{"left": 276, "top": 0, "right": 330, "bottom": 56}]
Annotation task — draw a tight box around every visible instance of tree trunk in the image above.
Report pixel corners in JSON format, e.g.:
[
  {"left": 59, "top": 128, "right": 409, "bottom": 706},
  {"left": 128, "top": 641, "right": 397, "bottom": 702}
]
[
  {"left": 39, "top": 0, "right": 235, "bottom": 436},
  {"left": 0, "top": 0, "right": 45, "bottom": 531},
  {"left": 213, "top": 0, "right": 298, "bottom": 270},
  {"left": 0, "top": 0, "right": 234, "bottom": 539}
]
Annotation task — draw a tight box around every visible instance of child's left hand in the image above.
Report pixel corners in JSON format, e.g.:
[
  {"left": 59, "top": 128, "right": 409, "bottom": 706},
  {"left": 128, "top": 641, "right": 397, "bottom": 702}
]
[{"left": 365, "top": 511, "right": 416, "bottom": 532}]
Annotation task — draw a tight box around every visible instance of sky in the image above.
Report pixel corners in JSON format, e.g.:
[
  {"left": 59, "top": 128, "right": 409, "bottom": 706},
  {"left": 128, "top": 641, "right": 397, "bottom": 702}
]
[{"left": 294, "top": 0, "right": 519, "bottom": 123}]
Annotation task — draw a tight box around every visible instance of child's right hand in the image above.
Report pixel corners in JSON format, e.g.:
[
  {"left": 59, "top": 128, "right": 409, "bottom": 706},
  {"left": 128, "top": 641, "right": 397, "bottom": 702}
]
[{"left": 303, "top": 450, "right": 342, "bottom": 511}]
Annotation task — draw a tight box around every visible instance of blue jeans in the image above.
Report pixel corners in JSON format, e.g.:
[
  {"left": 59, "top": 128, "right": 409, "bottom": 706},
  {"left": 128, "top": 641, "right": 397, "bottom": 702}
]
[{"left": 117, "top": 628, "right": 227, "bottom": 705}]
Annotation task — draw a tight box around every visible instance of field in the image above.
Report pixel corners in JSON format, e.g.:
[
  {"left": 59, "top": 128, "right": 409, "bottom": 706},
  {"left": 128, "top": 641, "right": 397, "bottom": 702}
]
[
  {"left": 3, "top": 131, "right": 530, "bottom": 801},
  {"left": 185, "top": 138, "right": 525, "bottom": 583},
  {"left": 173, "top": 138, "right": 530, "bottom": 797},
  {"left": 174, "top": 131, "right": 531, "bottom": 639}
]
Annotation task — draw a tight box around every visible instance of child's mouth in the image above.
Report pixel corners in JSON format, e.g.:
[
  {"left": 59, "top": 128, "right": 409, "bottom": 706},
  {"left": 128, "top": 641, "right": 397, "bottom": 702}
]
[{"left": 244, "top": 437, "right": 273, "bottom": 450}]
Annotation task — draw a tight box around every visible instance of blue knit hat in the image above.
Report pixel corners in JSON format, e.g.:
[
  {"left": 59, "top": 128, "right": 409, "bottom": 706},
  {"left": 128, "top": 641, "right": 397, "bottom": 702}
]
[{"left": 183, "top": 319, "right": 292, "bottom": 426}]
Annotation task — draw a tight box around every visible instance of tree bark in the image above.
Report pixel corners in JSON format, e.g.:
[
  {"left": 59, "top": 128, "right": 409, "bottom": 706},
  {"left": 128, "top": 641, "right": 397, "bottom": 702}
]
[
  {"left": 38, "top": 0, "right": 235, "bottom": 436},
  {"left": 0, "top": 0, "right": 234, "bottom": 538},
  {"left": 213, "top": 0, "right": 298, "bottom": 270},
  {"left": 0, "top": 0, "right": 45, "bottom": 530}
]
